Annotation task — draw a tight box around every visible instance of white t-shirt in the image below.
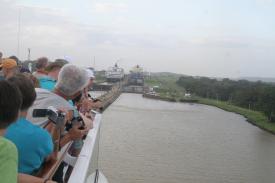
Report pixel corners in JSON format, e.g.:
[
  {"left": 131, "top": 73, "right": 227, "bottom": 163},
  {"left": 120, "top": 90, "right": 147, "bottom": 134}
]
[{"left": 27, "top": 88, "right": 74, "bottom": 127}]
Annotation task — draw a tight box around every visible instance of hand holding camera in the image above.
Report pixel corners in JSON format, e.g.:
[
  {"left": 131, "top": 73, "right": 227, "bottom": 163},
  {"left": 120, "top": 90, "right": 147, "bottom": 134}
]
[
  {"left": 68, "top": 123, "right": 88, "bottom": 141},
  {"left": 79, "top": 112, "right": 93, "bottom": 130}
]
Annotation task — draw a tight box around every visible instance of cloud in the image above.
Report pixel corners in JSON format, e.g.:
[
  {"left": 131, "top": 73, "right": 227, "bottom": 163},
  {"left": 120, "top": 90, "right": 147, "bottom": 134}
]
[
  {"left": 94, "top": 2, "right": 128, "bottom": 13},
  {"left": 0, "top": 0, "right": 275, "bottom": 77},
  {"left": 256, "top": 0, "right": 274, "bottom": 4},
  {"left": 18, "top": 4, "right": 69, "bottom": 18}
]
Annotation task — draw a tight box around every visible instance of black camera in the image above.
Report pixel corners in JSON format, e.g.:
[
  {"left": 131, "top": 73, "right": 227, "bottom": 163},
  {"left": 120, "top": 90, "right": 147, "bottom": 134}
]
[
  {"left": 32, "top": 106, "right": 66, "bottom": 125},
  {"left": 65, "top": 116, "right": 87, "bottom": 140}
]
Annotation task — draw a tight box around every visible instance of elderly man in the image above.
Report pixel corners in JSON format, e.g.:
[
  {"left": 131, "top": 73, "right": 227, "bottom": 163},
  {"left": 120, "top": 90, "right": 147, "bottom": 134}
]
[
  {"left": 33, "top": 57, "right": 49, "bottom": 79},
  {"left": 0, "top": 58, "right": 18, "bottom": 79},
  {"left": 27, "top": 64, "right": 91, "bottom": 132},
  {"left": 27, "top": 64, "right": 92, "bottom": 182}
]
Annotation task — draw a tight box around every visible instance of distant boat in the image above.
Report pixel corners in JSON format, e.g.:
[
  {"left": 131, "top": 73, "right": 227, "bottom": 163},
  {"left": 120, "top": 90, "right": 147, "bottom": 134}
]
[
  {"left": 105, "top": 63, "right": 124, "bottom": 82},
  {"left": 129, "top": 65, "right": 144, "bottom": 86}
]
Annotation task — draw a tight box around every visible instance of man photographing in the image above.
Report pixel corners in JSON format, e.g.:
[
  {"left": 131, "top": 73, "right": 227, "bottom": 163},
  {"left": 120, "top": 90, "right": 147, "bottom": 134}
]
[{"left": 27, "top": 64, "right": 92, "bottom": 182}]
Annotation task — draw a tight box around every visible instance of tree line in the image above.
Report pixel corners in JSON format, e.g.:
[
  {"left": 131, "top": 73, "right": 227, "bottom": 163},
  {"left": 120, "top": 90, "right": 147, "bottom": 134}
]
[{"left": 177, "top": 76, "right": 275, "bottom": 122}]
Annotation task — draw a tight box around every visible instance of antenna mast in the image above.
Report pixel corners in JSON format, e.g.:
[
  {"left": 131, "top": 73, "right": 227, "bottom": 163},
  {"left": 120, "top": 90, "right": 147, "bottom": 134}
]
[
  {"left": 93, "top": 56, "right": 96, "bottom": 69},
  {"left": 17, "top": 8, "right": 21, "bottom": 58}
]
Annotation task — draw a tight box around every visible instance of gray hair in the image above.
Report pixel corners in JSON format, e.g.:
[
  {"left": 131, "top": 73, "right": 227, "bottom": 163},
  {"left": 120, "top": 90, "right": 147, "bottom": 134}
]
[{"left": 55, "top": 64, "right": 89, "bottom": 96}]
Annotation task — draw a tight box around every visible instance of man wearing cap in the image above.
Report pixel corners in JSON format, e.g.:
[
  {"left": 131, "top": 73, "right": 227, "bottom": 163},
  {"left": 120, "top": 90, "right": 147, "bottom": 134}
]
[
  {"left": 79, "top": 69, "right": 102, "bottom": 113},
  {"left": 84, "top": 68, "right": 95, "bottom": 97},
  {"left": 0, "top": 58, "right": 18, "bottom": 79}
]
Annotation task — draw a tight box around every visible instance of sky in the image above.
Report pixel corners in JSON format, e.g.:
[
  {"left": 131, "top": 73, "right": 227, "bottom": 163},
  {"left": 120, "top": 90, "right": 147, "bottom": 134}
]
[{"left": 0, "top": 0, "right": 274, "bottom": 78}]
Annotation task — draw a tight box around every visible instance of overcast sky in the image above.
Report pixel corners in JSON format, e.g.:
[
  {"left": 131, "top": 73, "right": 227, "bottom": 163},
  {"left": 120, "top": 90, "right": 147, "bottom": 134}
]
[{"left": 0, "top": 0, "right": 274, "bottom": 78}]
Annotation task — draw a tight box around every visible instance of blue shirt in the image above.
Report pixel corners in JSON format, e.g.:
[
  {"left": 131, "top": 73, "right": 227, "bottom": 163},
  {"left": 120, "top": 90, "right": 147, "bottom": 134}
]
[
  {"left": 39, "top": 77, "right": 56, "bottom": 91},
  {"left": 5, "top": 117, "right": 53, "bottom": 174}
]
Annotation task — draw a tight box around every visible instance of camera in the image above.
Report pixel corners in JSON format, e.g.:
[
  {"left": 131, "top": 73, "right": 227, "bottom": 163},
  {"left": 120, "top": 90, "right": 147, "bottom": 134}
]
[
  {"left": 33, "top": 106, "right": 87, "bottom": 140},
  {"left": 32, "top": 106, "right": 66, "bottom": 125},
  {"left": 65, "top": 116, "right": 87, "bottom": 140}
]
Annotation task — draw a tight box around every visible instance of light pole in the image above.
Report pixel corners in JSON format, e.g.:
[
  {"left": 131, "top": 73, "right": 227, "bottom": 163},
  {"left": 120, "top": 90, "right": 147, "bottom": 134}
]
[{"left": 27, "top": 48, "right": 31, "bottom": 61}]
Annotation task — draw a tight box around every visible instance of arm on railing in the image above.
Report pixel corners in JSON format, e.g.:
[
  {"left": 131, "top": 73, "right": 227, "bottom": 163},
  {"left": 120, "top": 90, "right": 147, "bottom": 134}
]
[{"left": 35, "top": 112, "right": 92, "bottom": 181}]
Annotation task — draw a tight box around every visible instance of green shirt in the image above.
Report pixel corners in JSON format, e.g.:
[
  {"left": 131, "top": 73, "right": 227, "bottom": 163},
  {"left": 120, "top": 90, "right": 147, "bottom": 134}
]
[{"left": 0, "top": 136, "right": 18, "bottom": 183}]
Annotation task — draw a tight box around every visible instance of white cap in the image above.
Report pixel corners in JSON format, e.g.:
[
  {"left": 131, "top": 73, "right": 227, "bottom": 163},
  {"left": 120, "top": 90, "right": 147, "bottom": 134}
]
[{"left": 86, "top": 68, "right": 95, "bottom": 79}]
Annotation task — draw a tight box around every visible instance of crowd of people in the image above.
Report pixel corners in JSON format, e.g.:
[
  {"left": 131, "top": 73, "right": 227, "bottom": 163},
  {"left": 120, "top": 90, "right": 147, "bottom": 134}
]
[{"left": 0, "top": 52, "right": 102, "bottom": 183}]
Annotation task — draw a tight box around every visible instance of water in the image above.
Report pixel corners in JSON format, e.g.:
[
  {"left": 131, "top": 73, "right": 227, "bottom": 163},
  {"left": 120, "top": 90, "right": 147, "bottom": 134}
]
[
  {"left": 99, "top": 93, "right": 275, "bottom": 183},
  {"left": 89, "top": 91, "right": 106, "bottom": 98}
]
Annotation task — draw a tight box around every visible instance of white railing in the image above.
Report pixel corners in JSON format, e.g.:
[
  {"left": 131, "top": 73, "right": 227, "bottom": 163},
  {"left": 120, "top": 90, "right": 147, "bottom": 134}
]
[{"left": 68, "top": 113, "right": 102, "bottom": 183}]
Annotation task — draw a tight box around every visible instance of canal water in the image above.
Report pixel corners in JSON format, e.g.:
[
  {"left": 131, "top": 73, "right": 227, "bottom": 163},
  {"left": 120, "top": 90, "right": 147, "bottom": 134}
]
[{"left": 98, "top": 93, "right": 275, "bottom": 183}]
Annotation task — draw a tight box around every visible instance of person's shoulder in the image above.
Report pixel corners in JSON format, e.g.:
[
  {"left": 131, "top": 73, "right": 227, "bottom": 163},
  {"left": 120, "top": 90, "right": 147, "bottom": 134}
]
[
  {"left": 0, "top": 137, "right": 17, "bottom": 156},
  {"left": 34, "top": 88, "right": 73, "bottom": 111},
  {"left": 39, "top": 77, "right": 56, "bottom": 91},
  {"left": 35, "top": 87, "right": 52, "bottom": 94},
  {"left": 29, "top": 121, "right": 51, "bottom": 140},
  {"left": 30, "top": 123, "right": 53, "bottom": 154},
  {"left": 31, "top": 123, "right": 53, "bottom": 148},
  {"left": 39, "top": 76, "right": 55, "bottom": 82},
  {"left": 0, "top": 137, "right": 18, "bottom": 183},
  {"left": 36, "top": 88, "right": 63, "bottom": 102}
]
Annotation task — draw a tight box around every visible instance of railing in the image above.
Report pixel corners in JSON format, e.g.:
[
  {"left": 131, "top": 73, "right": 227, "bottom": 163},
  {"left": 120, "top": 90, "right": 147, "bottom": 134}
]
[
  {"left": 36, "top": 142, "right": 72, "bottom": 179},
  {"left": 36, "top": 109, "right": 107, "bottom": 182},
  {"left": 68, "top": 113, "right": 102, "bottom": 183}
]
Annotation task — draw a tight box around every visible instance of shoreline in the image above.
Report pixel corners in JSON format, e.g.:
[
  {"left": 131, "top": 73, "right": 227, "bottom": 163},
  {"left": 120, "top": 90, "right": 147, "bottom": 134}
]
[
  {"left": 143, "top": 93, "right": 275, "bottom": 135},
  {"left": 198, "top": 98, "right": 275, "bottom": 135},
  {"left": 142, "top": 93, "right": 177, "bottom": 102}
]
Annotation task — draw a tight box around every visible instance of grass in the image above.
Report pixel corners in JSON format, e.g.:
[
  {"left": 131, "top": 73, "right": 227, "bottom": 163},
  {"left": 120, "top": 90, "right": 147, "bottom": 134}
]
[{"left": 145, "top": 74, "right": 185, "bottom": 100}]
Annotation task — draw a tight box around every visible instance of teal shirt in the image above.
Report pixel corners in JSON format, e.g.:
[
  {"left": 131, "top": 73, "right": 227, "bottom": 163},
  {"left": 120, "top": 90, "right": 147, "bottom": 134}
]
[
  {"left": 5, "top": 117, "right": 53, "bottom": 174},
  {"left": 0, "top": 137, "right": 18, "bottom": 183},
  {"left": 39, "top": 77, "right": 56, "bottom": 91}
]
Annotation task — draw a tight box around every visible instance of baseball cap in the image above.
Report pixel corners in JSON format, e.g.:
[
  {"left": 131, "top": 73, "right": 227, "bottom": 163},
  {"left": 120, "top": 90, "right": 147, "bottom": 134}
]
[{"left": 0, "top": 59, "right": 17, "bottom": 69}]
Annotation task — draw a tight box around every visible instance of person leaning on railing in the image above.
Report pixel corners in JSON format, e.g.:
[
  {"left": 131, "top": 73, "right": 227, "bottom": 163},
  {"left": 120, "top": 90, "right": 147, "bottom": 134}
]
[
  {"left": 27, "top": 64, "right": 91, "bottom": 144},
  {"left": 26, "top": 64, "right": 93, "bottom": 182},
  {"left": 79, "top": 68, "right": 103, "bottom": 113},
  {"left": 0, "top": 79, "right": 56, "bottom": 183},
  {"left": 5, "top": 74, "right": 55, "bottom": 175},
  {"left": 0, "top": 80, "right": 22, "bottom": 183}
]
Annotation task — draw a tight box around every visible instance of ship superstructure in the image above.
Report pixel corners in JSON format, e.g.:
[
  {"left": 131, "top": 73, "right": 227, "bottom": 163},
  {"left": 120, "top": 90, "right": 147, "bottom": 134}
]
[
  {"left": 105, "top": 64, "right": 124, "bottom": 82},
  {"left": 128, "top": 65, "right": 144, "bottom": 86}
]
